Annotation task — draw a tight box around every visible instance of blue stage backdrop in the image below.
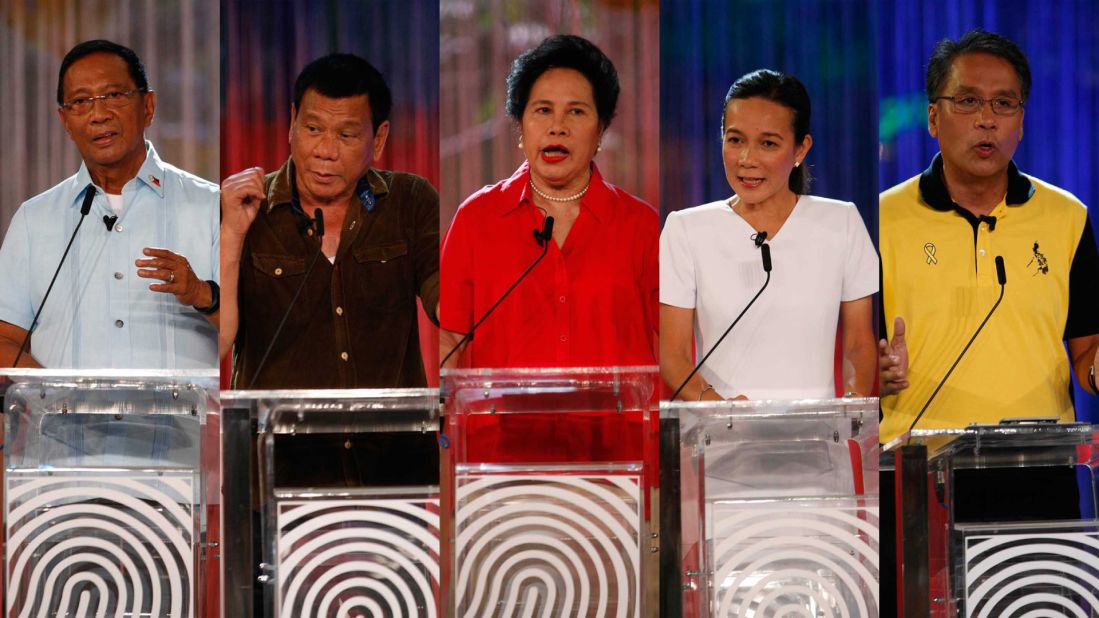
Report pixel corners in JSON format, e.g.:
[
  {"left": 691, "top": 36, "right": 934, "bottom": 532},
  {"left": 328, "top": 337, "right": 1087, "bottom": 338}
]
[
  {"left": 879, "top": 0, "right": 1099, "bottom": 425},
  {"left": 660, "top": 0, "right": 878, "bottom": 241}
]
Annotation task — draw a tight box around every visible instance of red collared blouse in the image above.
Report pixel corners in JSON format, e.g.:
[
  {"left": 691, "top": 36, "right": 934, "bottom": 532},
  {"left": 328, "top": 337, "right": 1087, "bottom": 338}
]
[{"left": 441, "top": 162, "right": 658, "bottom": 368}]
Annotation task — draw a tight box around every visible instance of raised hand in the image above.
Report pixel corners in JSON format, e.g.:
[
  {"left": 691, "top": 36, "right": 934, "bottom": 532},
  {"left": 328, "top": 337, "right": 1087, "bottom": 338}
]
[{"left": 879, "top": 316, "right": 909, "bottom": 395}]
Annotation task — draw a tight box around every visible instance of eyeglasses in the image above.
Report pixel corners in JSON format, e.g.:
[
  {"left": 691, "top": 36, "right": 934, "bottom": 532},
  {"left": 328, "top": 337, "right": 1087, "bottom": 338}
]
[
  {"left": 933, "top": 95, "right": 1024, "bottom": 116},
  {"left": 61, "top": 89, "right": 147, "bottom": 114}
]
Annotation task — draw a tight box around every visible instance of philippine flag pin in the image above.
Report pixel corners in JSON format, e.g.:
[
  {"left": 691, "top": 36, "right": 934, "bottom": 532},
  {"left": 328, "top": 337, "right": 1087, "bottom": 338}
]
[{"left": 149, "top": 175, "right": 161, "bottom": 187}]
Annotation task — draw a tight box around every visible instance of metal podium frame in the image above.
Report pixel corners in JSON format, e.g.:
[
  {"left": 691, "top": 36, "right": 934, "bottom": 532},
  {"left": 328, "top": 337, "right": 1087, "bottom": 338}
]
[
  {"left": 667, "top": 397, "right": 880, "bottom": 618},
  {"left": 442, "top": 366, "right": 659, "bottom": 618},
  {"left": 221, "top": 388, "right": 441, "bottom": 618},
  {"left": 1, "top": 368, "right": 218, "bottom": 618},
  {"left": 887, "top": 423, "right": 1099, "bottom": 618}
]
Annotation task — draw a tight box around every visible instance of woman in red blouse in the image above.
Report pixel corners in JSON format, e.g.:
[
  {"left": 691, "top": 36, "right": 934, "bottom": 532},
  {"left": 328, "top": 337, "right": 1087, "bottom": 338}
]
[{"left": 440, "top": 34, "right": 658, "bottom": 370}]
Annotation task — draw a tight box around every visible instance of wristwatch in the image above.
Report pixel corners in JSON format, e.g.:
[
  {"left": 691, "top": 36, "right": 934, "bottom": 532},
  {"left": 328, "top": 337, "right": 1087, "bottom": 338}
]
[
  {"left": 1089, "top": 364, "right": 1097, "bottom": 395},
  {"left": 194, "top": 280, "right": 220, "bottom": 315}
]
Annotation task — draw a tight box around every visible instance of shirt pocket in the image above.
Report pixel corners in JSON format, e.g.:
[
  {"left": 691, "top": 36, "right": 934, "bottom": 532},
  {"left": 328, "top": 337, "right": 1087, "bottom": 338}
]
[
  {"left": 248, "top": 252, "right": 311, "bottom": 315},
  {"left": 251, "top": 253, "right": 308, "bottom": 280},
  {"left": 352, "top": 241, "right": 411, "bottom": 312}
]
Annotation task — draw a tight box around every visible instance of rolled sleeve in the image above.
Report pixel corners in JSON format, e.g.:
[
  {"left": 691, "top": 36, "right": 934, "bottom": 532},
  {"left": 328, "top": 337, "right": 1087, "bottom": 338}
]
[{"left": 410, "top": 177, "right": 440, "bottom": 326}]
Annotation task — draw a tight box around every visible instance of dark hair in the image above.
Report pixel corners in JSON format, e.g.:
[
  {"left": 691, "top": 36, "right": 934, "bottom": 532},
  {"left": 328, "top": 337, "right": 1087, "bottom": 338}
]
[
  {"left": 505, "top": 34, "right": 620, "bottom": 128},
  {"left": 293, "top": 53, "right": 392, "bottom": 132},
  {"left": 57, "top": 40, "right": 148, "bottom": 106},
  {"left": 722, "top": 69, "right": 813, "bottom": 195},
  {"left": 926, "top": 29, "right": 1031, "bottom": 103}
]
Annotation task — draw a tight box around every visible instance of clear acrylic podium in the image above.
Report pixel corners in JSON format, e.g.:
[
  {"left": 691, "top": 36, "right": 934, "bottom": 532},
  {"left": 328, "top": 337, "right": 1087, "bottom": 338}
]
[
  {"left": 441, "top": 366, "right": 659, "bottom": 618},
  {"left": 670, "top": 398, "right": 880, "bottom": 618},
  {"left": 222, "top": 388, "right": 441, "bottom": 618},
  {"left": 1, "top": 369, "right": 218, "bottom": 618},
  {"left": 887, "top": 424, "right": 1099, "bottom": 617}
]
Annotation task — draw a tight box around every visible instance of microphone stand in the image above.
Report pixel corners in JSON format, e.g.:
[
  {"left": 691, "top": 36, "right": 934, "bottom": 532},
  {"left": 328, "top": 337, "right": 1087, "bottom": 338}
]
[
  {"left": 440, "top": 216, "right": 555, "bottom": 367},
  {"left": 670, "top": 240, "right": 772, "bottom": 401},
  {"left": 906, "top": 255, "right": 1007, "bottom": 439},
  {"left": 247, "top": 208, "right": 326, "bottom": 388},
  {"left": 13, "top": 186, "right": 97, "bottom": 367}
]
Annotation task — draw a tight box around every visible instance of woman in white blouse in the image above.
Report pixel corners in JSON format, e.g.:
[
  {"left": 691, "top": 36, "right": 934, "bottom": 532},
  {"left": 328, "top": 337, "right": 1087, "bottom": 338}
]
[{"left": 660, "top": 69, "right": 878, "bottom": 401}]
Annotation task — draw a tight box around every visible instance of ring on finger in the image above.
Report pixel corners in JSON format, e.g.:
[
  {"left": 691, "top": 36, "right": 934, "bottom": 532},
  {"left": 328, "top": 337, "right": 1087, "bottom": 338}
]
[{"left": 168, "top": 271, "right": 176, "bottom": 283}]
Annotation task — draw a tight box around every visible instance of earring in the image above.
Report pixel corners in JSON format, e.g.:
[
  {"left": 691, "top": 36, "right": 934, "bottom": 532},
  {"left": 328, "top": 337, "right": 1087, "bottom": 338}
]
[
  {"left": 518, "top": 135, "right": 524, "bottom": 149},
  {"left": 794, "top": 161, "right": 801, "bottom": 168}
]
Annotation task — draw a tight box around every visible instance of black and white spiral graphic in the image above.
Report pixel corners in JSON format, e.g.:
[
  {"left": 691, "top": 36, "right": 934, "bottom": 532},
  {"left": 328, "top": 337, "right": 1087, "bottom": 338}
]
[
  {"left": 964, "top": 531, "right": 1099, "bottom": 617},
  {"left": 5, "top": 474, "right": 195, "bottom": 618},
  {"left": 454, "top": 474, "right": 641, "bottom": 618},
  {"left": 277, "top": 498, "right": 440, "bottom": 618},
  {"left": 710, "top": 504, "right": 879, "bottom": 617}
]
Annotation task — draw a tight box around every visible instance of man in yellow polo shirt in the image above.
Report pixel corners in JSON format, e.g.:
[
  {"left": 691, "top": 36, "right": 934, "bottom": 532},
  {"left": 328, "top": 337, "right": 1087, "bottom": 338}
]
[{"left": 879, "top": 29, "right": 1099, "bottom": 444}]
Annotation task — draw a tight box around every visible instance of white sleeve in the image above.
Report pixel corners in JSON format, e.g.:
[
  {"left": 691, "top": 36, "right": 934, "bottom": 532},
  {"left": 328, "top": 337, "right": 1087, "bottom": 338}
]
[
  {"left": 659, "top": 211, "right": 696, "bottom": 308},
  {"left": 210, "top": 190, "right": 220, "bottom": 283},
  {"left": 0, "top": 204, "right": 35, "bottom": 329},
  {"left": 842, "top": 203, "right": 879, "bottom": 302}
]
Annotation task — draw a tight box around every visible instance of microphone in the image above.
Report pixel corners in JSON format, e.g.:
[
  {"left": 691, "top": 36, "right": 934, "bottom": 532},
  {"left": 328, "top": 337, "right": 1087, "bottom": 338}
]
[
  {"left": 247, "top": 208, "right": 326, "bottom": 388},
  {"left": 753, "top": 230, "right": 768, "bottom": 248},
  {"left": 907, "top": 255, "right": 1007, "bottom": 437},
  {"left": 533, "top": 215, "right": 554, "bottom": 246},
  {"left": 441, "top": 216, "right": 555, "bottom": 367},
  {"left": 670, "top": 237, "right": 773, "bottom": 400},
  {"left": 103, "top": 215, "right": 118, "bottom": 231},
  {"left": 12, "top": 186, "right": 97, "bottom": 367}
]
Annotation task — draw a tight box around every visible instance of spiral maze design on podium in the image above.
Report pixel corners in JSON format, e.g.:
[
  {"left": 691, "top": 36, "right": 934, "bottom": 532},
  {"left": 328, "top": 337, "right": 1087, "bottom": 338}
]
[
  {"left": 5, "top": 473, "right": 196, "bottom": 618},
  {"left": 964, "top": 531, "right": 1099, "bottom": 617},
  {"left": 454, "top": 474, "right": 641, "bottom": 618},
  {"left": 276, "top": 497, "right": 440, "bottom": 618},
  {"left": 709, "top": 503, "right": 879, "bottom": 618}
]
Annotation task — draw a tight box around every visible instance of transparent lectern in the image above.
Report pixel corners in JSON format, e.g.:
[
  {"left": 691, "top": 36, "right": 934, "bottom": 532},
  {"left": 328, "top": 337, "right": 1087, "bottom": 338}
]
[
  {"left": 222, "top": 388, "right": 441, "bottom": 618},
  {"left": 888, "top": 424, "right": 1099, "bottom": 617},
  {"left": 671, "top": 398, "right": 880, "bottom": 618},
  {"left": 441, "top": 367, "right": 659, "bottom": 618},
  {"left": 1, "top": 369, "right": 218, "bottom": 618}
]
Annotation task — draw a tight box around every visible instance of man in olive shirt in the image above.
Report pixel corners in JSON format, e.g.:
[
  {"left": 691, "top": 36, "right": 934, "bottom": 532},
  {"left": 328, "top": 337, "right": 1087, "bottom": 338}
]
[{"left": 221, "top": 53, "right": 439, "bottom": 389}]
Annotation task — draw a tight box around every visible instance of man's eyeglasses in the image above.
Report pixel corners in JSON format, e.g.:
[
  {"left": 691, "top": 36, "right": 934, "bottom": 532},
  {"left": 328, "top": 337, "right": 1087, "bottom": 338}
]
[
  {"left": 932, "top": 95, "right": 1024, "bottom": 116},
  {"left": 61, "top": 89, "right": 147, "bottom": 114}
]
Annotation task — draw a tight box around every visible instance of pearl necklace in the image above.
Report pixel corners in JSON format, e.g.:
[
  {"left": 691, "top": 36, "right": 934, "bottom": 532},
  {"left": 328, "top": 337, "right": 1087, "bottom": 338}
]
[{"left": 530, "top": 178, "right": 590, "bottom": 202}]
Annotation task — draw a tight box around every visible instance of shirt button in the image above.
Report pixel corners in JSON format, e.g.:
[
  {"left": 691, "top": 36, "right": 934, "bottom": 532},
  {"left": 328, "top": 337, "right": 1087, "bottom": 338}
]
[
  {"left": 340, "top": 351, "right": 349, "bottom": 361},
  {"left": 274, "top": 267, "right": 283, "bottom": 276},
  {"left": 559, "top": 296, "right": 566, "bottom": 303},
  {"left": 978, "top": 249, "right": 986, "bottom": 256},
  {"left": 336, "top": 306, "right": 344, "bottom": 316},
  {"left": 115, "top": 320, "right": 124, "bottom": 328},
  {"left": 115, "top": 224, "right": 123, "bottom": 232},
  {"left": 559, "top": 335, "right": 567, "bottom": 342},
  {"left": 113, "top": 272, "right": 123, "bottom": 280}
]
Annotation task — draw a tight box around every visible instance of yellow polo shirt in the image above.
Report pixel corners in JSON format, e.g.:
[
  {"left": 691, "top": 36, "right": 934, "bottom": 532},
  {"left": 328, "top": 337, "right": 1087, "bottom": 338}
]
[{"left": 880, "top": 154, "right": 1099, "bottom": 443}]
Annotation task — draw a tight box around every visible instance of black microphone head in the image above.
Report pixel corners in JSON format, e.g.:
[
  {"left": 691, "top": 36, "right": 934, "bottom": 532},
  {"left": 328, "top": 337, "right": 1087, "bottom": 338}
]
[
  {"left": 753, "top": 231, "right": 768, "bottom": 247},
  {"left": 995, "top": 255, "right": 1006, "bottom": 285},
  {"left": 313, "top": 208, "right": 325, "bottom": 238},
  {"left": 102, "top": 215, "right": 117, "bottom": 231},
  {"left": 534, "top": 216, "right": 555, "bottom": 246},
  {"left": 760, "top": 243, "right": 772, "bottom": 272},
  {"left": 79, "top": 185, "right": 97, "bottom": 216}
]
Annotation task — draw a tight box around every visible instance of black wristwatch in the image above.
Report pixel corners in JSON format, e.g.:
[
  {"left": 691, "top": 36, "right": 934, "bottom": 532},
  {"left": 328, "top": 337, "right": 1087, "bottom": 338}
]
[{"left": 194, "top": 280, "right": 220, "bottom": 314}]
